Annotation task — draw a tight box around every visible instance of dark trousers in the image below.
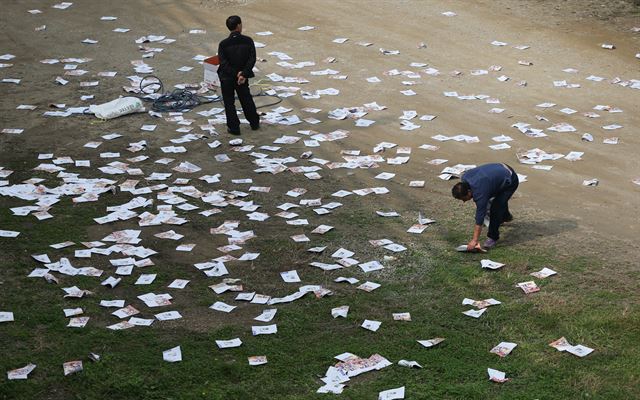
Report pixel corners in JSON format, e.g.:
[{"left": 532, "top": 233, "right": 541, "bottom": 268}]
[
  {"left": 487, "top": 166, "right": 519, "bottom": 240},
  {"left": 220, "top": 79, "right": 259, "bottom": 132}
]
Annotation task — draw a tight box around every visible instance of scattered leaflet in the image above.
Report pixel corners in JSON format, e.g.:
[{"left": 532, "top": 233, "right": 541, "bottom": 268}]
[
  {"left": 361, "top": 319, "right": 382, "bottom": 332},
  {"left": 490, "top": 342, "right": 517, "bottom": 357},
  {"left": 516, "top": 281, "right": 540, "bottom": 294},
  {"left": 216, "top": 338, "right": 242, "bottom": 349},
  {"left": 163, "top": 346, "right": 182, "bottom": 362},
  {"left": 530, "top": 267, "right": 557, "bottom": 279},
  {"left": 0, "top": 311, "right": 15, "bottom": 322},
  {"left": 332, "top": 306, "right": 349, "bottom": 318},
  {"left": 398, "top": 360, "right": 422, "bottom": 368},
  {"left": 379, "top": 386, "right": 405, "bottom": 400},
  {"left": 248, "top": 356, "right": 268, "bottom": 366},
  {"left": 549, "top": 337, "right": 594, "bottom": 357},
  {"left": 481, "top": 259, "right": 505, "bottom": 270},
  {"left": 63, "top": 361, "right": 83, "bottom": 376},
  {"left": 7, "top": 364, "right": 36, "bottom": 380},
  {"left": 488, "top": 368, "right": 509, "bottom": 383},
  {"left": 417, "top": 338, "right": 445, "bottom": 348}
]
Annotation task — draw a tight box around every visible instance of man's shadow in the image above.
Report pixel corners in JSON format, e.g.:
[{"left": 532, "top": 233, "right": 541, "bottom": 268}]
[{"left": 502, "top": 218, "right": 579, "bottom": 245}]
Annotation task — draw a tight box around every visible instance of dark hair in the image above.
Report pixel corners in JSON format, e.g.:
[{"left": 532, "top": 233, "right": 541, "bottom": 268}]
[
  {"left": 452, "top": 181, "right": 470, "bottom": 199},
  {"left": 226, "top": 15, "right": 242, "bottom": 31}
]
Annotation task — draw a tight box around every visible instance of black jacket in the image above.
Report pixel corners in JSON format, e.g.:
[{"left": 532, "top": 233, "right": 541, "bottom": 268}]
[{"left": 217, "top": 31, "right": 256, "bottom": 81}]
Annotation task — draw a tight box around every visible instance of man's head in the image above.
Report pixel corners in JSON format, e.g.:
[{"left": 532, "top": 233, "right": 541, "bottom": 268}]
[
  {"left": 452, "top": 181, "right": 473, "bottom": 202},
  {"left": 226, "top": 15, "right": 242, "bottom": 32}
]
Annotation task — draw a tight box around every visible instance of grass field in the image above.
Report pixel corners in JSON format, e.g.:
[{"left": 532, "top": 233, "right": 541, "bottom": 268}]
[{"left": 1, "top": 194, "right": 638, "bottom": 400}]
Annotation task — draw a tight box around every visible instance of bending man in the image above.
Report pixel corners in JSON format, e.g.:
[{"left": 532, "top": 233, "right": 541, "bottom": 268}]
[
  {"left": 217, "top": 15, "right": 260, "bottom": 135},
  {"left": 451, "top": 163, "right": 519, "bottom": 250}
]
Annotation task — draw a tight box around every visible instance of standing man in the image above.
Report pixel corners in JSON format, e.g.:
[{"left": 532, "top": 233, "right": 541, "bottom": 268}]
[
  {"left": 451, "top": 163, "right": 519, "bottom": 250},
  {"left": 217, "top": 15, "right": 260, "bottom": 135}
]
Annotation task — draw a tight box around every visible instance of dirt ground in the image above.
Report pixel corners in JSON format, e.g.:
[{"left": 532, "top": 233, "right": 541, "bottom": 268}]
[
  {"left": 489, "top": 0, "right": 640, "bottom": 33},
  {"left": 1, "top": 0, "right": 638, "bottom": 262}
]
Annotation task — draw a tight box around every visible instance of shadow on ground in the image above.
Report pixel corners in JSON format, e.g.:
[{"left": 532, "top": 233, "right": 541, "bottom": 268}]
[{"left": 504, "top": 218, "right": 579, "bottom": 245}]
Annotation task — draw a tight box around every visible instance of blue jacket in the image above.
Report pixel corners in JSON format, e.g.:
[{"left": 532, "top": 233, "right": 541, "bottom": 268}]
[{"left": 462, "top": 163, "right": 513, "bottom": 225}]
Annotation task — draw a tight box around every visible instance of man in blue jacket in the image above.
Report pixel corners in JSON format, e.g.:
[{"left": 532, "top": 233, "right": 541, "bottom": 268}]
[
  {"left": 451, "top": 163, "right": 519, "bottom": 250},
  {"left": 217, "top": 15, "right": 260, "bottom": 135}
]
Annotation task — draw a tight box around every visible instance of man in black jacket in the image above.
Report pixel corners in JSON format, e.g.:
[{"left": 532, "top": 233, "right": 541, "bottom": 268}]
[{"left": 217, "top": 15, "right": 260, "bottom": 135}]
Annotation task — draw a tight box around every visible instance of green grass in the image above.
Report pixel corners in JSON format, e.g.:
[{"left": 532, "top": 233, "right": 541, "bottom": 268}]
[{"left": 1, "top": 194, "right": 639, "bottom": 400}]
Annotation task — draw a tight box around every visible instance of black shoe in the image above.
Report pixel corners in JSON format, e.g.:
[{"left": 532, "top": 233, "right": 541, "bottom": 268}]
[
  {"left": 250, "top": 123, "right": 260, "bottom": 131},
  {"left": 503, "top": 213, "right": 514, "bottom": 223},
  {"left": 227, "top": 128, "right": 240, "bottom": 135}
]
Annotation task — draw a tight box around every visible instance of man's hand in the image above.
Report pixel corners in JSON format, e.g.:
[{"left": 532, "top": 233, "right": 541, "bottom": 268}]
[
  {"left": 237, "top": 72, "right": 246, "bottom": 85},
  {"left": 467, "top": 239, "right": 480, "bottom": 251},
  {"left": 466, "top": 224, "right": 483, "bottom": 251}
]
